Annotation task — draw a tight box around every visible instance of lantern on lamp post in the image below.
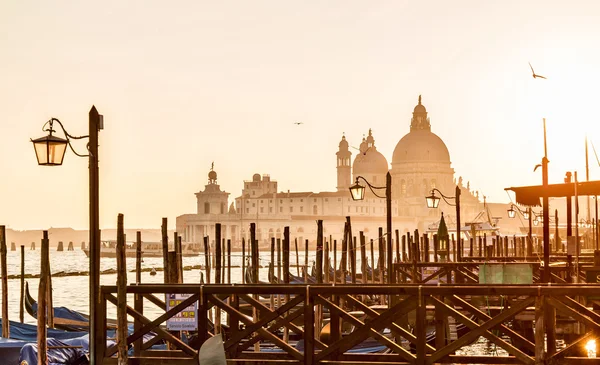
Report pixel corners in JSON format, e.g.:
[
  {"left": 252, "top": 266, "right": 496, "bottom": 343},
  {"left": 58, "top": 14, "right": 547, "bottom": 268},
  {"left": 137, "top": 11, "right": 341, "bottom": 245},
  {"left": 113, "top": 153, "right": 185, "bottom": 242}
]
[{"left": 31, "top": 108, "right": 103, "bottom": 365}]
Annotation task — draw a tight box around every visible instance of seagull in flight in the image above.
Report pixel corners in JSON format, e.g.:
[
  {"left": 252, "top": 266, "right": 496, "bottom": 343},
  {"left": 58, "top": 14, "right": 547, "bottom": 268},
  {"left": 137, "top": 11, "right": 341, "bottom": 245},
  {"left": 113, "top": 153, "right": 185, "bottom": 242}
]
[
  {"left": 529, "top": 62, "right": 547, "bottom": 79},
  {"left": 293, "top": 122, "right": 303, "bottom": 125}
]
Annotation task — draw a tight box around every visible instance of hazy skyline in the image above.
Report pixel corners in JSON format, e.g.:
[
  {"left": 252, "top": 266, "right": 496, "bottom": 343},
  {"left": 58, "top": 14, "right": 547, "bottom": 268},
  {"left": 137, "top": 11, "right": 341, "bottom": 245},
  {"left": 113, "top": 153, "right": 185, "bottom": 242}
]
[{"left": 2, "top": 1, "right": 600, "bottom": 230}]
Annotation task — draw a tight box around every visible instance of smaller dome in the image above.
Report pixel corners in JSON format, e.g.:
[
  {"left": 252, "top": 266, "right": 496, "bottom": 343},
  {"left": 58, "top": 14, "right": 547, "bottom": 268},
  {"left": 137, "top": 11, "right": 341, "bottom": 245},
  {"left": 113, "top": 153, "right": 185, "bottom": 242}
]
[
  {"left": 353, "top": 149, "right": 389, "bottom": 175},
  {"left": 252, "top": 173, "right": 261, "bottom": 182},
  {"left": 414, "top": 104, "right": 426, "bottom": 113},
  {"left": 208, "top": 170, "right": 217, "bottom": 181},
  {"left": 359, "top": 138, "right": 368, "bottom": 154}
]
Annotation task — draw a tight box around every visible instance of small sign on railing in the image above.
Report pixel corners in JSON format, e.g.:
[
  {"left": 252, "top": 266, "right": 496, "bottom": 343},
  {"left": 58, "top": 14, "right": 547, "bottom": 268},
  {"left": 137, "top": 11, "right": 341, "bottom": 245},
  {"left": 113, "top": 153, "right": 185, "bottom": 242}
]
[
  {"left": 567, "top": 236, "right": 579, "bottom": 256},
  {"left": 166, "top": 293, "right": 198, "bottom": 331}
]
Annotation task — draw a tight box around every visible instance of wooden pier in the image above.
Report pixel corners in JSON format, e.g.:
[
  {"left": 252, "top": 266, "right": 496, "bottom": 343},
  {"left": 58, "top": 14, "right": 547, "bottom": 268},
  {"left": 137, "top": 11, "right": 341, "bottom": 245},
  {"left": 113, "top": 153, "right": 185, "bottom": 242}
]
[{"left": 97, "top": 283, "right": 600, "bottom": 365}]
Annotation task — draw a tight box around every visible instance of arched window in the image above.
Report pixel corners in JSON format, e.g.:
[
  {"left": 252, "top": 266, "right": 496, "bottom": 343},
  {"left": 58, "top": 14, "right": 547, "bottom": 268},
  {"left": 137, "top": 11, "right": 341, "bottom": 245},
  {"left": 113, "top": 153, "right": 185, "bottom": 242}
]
[
  {"left": 221, "top": 203, "right": 225, "bottom": 214},
  {"left": 423, "top": 179, "right": 428, "bottom": 194},
  {"left": 313, "top": 205, "right": 318, "bottom": 214},
  {"left": 400, "top": 179, "right": 406, "bottom": 197},
  {"left": 204, "top": 202, "right": 210, "bottom": 214}
]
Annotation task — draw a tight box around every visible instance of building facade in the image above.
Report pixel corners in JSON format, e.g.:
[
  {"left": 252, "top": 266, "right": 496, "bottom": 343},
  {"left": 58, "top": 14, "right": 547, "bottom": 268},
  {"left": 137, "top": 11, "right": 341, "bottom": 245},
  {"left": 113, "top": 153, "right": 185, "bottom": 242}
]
[{"left": 176, "top": 96, "right": 485, "bottom": 247}]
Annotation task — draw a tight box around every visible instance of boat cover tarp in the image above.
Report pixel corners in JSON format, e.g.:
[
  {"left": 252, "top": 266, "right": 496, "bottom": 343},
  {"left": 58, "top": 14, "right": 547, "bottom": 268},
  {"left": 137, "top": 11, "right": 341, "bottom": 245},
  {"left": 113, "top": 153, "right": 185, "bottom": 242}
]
[
  {"left": 0, "top": 338, "right": 29, "bottom": 364},
  {"left": 0, "top": 319, "right": 86, "bottom": 342},
  {"left": 19, "top": 335, "right": 105, "bottom": 365}
]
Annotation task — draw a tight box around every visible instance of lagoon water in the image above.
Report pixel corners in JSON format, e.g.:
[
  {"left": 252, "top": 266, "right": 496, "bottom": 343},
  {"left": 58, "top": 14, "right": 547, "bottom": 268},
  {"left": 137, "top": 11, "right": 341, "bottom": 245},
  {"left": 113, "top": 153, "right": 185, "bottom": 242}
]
[{"left": 0, "top": 247, "right": 321, "bottom": 324}]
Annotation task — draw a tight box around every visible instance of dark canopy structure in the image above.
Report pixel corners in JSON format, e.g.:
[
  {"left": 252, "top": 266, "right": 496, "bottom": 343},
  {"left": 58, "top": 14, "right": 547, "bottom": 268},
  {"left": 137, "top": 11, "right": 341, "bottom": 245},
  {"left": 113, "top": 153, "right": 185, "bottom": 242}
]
[{"left": 505, "top": 180, "right": 600, "bottom": 206}]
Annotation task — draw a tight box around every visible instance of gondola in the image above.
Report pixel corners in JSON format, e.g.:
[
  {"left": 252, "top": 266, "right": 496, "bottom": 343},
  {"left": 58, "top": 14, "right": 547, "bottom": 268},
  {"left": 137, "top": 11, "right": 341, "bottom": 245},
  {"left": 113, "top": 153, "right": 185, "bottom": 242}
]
[
  {"left": 0, "top": 318, "right": 88, "bottom": 364},
  {"left": 24, "top": 281, "right": 118, "bottom": 331}
]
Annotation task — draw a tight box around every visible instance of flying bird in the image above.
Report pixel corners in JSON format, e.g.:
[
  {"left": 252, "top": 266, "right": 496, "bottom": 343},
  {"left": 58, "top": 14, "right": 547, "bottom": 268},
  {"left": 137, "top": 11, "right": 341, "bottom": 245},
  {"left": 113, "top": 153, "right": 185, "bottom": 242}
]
[
  {"left": 529, "top": 62, "right": 547, "bottom": 79},
  {"left": 293, "top": 122, "right": 303, "bottom": 125}
]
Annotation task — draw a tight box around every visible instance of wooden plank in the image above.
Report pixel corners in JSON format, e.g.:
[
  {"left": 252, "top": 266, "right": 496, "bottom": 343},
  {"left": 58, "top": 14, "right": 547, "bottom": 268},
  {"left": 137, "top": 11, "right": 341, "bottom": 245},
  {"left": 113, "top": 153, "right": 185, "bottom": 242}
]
[
  {"left": 427, "top": 296, "right": 535, "bottom": 364},
  {"left": 105, "top": 292, "right": 198, "bottom": 357},
  {"left": 547, "top": 330, "right": 595, "bottom": 361},
  {"left": 342, "top": 294, "right": 435, "bottom": 353},
  {"left": 447, "top": 294, "right": 534, "bottom": 352},
  {"left": 225, "top": 294, "right": 305, "bottom": 348},
  {"left": 313, "top": 295, "right": 414, "bottom": 362},
  {"left": 241, "top": 302, "right": 308, "bottom": 352},
  {"left": 315, "top": 296, "right": 418, "bottom": 361},
  {"left": 547, "top": 297, "right": 600, "bottom": 332},
  {"left": 209, "top": 294, "right": 303, "bottom": 361},
  {"left": 432, "top": 296, "right": 533, "bottom": 362}
]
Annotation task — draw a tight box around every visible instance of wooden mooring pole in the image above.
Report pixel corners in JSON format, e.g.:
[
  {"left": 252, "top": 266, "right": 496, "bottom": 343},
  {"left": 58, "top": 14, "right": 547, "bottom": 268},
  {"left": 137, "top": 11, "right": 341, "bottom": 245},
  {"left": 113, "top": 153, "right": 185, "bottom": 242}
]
[
  {"left": 116, "top": 214, "right": 128, "bottom": 365},
  {"left": 283, "top": 227, "right": 290, "bottom": 343},
  {"left": 44, "top": 232, "right": 53, "bottom": 328},
  {"left": 134, "top": 232, "right": 143, "bottom": 357},
  {"left": 37, "top": 231, "right": 48, "bottom": 365},
  {"left": 135, "top": 231, "right": 142, "bottom": 284},
  {"left": 0, "top": 226, "right": 9, "bottom": 338},
  {"left": 161, "top": 217, "right": 168, "bottom": 282},
  {"left": 20, "top": 245, "right": 25, "bottom": 323},
  {"left": 203, "top": 236, "right": 211, "bottom": 284}
]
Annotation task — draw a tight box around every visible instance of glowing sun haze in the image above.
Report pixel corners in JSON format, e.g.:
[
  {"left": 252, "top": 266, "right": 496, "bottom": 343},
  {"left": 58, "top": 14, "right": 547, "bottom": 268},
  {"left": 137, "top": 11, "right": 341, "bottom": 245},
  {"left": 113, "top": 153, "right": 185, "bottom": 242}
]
[{"left": 1, "top": 1, "right": 600, "bottom": 230}]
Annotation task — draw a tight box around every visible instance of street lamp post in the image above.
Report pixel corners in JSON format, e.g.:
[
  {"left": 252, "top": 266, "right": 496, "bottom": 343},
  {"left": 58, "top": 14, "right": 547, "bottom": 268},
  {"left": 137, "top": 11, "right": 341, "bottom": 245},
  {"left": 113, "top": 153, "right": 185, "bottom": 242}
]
[
  {"left": 31, "top": 107, "right": 102, "bottom": 365},
  {"left": 349, "top": 172, "right": 393, "bottom": 284},
  {"left": 425, "top": 186, "right": 461, "bottom": 261},
  {"left": 507, "top": 204, "right": 533, "bottom": 255},
  {"left": 594, "top": 196, "right": 598, "bottom": 251}
]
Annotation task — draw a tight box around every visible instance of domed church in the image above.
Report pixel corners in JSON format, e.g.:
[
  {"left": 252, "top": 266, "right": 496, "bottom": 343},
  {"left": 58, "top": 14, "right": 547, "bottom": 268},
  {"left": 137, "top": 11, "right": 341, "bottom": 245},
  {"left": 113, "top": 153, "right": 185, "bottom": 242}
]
[
  {"left": 391, "top": 95, "right": 456, "bottom": 217},
  {"left": 177, "top": 96, "right": 484, "bottom": 247}
]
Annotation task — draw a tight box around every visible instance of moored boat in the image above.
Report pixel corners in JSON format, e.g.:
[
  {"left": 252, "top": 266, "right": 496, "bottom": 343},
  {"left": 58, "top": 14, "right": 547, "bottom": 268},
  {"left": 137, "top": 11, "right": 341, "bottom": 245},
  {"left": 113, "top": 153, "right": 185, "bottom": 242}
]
[{"left": 25, "top": 282, "right": 118, "bottom": 331}]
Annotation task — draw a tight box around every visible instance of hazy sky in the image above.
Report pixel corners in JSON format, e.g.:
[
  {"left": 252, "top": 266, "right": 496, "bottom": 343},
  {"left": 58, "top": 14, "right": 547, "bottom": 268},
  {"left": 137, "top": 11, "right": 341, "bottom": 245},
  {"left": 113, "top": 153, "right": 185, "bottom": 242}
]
[{"left": 2, "top": 1, "right": 600, "bottom": 230}]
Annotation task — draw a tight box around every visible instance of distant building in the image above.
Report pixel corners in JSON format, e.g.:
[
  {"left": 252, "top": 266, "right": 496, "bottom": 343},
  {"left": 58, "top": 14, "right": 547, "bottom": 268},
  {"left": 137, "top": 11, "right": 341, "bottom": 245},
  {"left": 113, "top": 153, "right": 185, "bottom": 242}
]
[{"left": 177, "top": 96, "right": 499, "bottom": 246}]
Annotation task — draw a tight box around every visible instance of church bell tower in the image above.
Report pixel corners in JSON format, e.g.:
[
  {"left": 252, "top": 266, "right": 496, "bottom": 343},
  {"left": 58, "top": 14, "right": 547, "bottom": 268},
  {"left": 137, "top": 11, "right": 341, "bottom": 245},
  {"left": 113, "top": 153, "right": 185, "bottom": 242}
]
[{"left": 336, "top": 135, "right": 352, "bottom": 192}]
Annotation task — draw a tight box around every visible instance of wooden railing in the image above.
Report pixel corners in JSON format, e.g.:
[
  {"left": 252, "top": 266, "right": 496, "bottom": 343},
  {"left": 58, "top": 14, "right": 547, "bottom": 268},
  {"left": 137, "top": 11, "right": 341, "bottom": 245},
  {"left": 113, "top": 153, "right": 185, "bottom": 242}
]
[
  {"left": 98, "top": 284, "right": 600, "bottom": 364},
  {"left": 394, "top": 261, "right": 592, "bottom": 285}
]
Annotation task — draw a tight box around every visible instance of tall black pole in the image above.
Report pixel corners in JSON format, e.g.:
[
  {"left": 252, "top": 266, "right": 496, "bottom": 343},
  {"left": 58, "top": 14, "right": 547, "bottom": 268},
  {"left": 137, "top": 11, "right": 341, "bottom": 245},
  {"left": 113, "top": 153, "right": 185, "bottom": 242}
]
[
  {"left": 542, "top": 162, "right": 550, "bottom": 281},
  {"left": 89, "top": 106, "right": 101, "bottom": 365},
  {"left": 386, "top": 172, "right": 393, "bottom": 284},
  {"left": 528, "top": 207, "right": 533, "bottom": 252},
  {"left": 595, "top": 196, "right": 598, "bottom": 251},
  {"left": 566, "top": 172, "right": 573, "bottom": 239},
  {"left": 455, "top": 185, "right": 461, "bottom": 262}
]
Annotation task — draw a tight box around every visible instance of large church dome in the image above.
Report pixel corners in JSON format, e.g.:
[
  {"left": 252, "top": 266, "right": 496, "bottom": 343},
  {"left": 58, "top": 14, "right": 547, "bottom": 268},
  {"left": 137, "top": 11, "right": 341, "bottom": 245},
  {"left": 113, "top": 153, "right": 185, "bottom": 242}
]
[
  {"left": 391, "top": 96, "right": 450, "bottom": 165},
  {"left": 392, "top": 131, "right": 450, "bottom": 163},
  {"left": 352, "top": 129, "right": 389, "bottom": 175}
]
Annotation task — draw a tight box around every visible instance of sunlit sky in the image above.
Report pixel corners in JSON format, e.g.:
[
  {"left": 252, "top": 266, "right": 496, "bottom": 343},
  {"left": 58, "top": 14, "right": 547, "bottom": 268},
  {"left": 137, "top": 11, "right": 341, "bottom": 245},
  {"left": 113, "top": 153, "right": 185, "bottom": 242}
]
[{"left": 2, "top": 1, "right": 600, "bottom": 230}]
